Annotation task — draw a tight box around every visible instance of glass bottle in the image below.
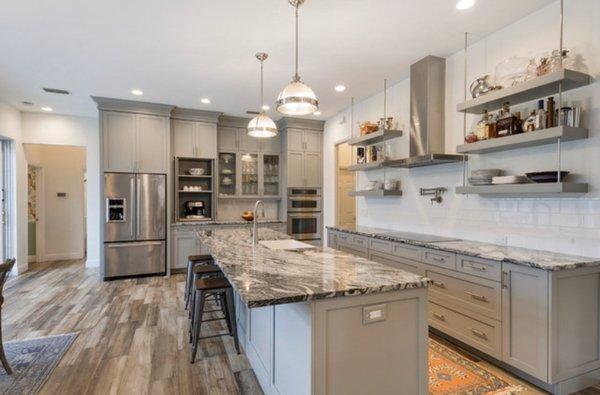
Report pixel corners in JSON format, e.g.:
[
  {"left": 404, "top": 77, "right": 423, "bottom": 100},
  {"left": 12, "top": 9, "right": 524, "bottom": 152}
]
[
  {"left": 524, "top": 110, "right": 536, "bottom": 132},
  {"left": 546, "top": 97, "right": 555, "bottom": 128},
  {"left": 534, "top": 100, "right": 546, "bottom": 130},
  {"left": 476, "top": 110, "right": 489, "bottom": 140},
  {"left": 486, "top": 112, "right": 498, "bottom": 139},
  {"left": 496, "top": 102, "right": 519, "bottom": 137},
  {"left": 524, "top": 58, "right": 538, "bottom": 81}
]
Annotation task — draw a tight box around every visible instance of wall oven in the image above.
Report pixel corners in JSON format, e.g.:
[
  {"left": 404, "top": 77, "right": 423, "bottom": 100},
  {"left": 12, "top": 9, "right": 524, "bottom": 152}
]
[{"left": 287, "top": 187, "right": 322, "bottom": 240}]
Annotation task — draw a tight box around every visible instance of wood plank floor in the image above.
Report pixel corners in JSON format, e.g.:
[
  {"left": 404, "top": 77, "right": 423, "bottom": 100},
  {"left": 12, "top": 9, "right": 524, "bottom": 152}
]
[{"left": 3, "top": 259, "right": 599, "bottom": 394}]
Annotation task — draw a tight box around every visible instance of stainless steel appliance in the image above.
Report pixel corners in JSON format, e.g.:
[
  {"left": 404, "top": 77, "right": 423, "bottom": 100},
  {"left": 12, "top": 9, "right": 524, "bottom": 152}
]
[
  {"left": 184, "top": 201, "right": 206, "bottom": 219},
  {"left": 287, "top": 187, "right": 322, "bottom": 240},
  {"left": 104, "top": 173, "right": 166, "bottom": 279}
]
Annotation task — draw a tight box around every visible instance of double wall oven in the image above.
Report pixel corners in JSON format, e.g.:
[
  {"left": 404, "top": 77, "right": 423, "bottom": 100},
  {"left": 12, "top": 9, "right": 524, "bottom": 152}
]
[{"left": 287, "top": 187, "right": 322, "bottom": 241}]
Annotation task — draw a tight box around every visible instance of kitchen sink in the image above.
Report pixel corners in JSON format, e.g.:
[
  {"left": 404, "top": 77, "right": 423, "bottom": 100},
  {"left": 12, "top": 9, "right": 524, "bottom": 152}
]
[{"left": 258, "top": 239, "right": 316, "bottom": 251}]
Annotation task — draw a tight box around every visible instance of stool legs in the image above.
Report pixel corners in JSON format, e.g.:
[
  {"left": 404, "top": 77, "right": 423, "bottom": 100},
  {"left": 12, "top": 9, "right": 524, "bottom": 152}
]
[
  {"left": 190, "top": 290, "right": 206, "bottom": 363},
  {"left": 225, "top": 287, "right": 240, "bottom": 355}
]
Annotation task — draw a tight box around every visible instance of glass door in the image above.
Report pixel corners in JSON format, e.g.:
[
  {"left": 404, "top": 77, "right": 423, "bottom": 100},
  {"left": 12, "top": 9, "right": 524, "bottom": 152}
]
[
  {"left": 262, "top": 154, "right": 280, "bottom": 196},
  {"left": 218, "top": 153, "right": 236, "bottom": 196},
  {"left": 240, "top": 153, "right": 258, "bottom": 196}
]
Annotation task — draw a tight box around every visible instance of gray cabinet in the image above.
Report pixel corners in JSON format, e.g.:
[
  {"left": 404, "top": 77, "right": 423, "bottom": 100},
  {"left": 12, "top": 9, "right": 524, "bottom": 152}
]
[
  {"left": 102, "top": 111, "right": 168, "bottom": 174},
  {"left": 304, "top": 151, "right": 322, "bottom": 187},
  {"left": 303, "top": 130, "right": 322, "bottom": 152},
  {"left": 283, "top": 126, "right": 323, "bottom": 188},
  {"left": 286, "top": 128, "right": 321, "bottom": 152},
  {"left": 218, "top": 126, "right": 280, "bottom": 154},
  {"left": 171, "top": 229, "right": 199, "bottom": 270},
  {"left": 173, "top": 120, "right": 217, "bottom": 159},
  {"left": 501, "top": 262, "right": 548, "bottom": 381},
  {"left": 218, "top": 127, "right": 240, "bottom": 151}
]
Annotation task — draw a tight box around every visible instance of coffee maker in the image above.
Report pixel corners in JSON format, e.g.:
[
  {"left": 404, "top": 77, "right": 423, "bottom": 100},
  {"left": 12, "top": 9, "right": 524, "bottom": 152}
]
[{"left": 184, "top": 201, "right": 206, "bottom": 219}]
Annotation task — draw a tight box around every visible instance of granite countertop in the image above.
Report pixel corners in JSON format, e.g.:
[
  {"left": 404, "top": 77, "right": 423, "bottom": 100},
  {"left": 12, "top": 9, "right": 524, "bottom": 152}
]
[
  {"left": 327, "top": 225, "right": 600, "bottom": 271},
  {"left": 198, "top": 228, "right": 431, "bottom": 308},
  {"left": 172, "top": 219, "right": 286, "bottom": 227}
]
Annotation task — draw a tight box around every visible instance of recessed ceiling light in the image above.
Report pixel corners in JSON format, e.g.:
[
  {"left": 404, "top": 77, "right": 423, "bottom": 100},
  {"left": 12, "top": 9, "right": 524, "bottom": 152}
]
[
  {"left": 334, "top": 85, "right": 346, "bottom": 92},
  {"left": 456, "top": 0, "right": 476, "bottom": 10},
  {"left": 201, "top": 98, "right": 211, "bottom": 104},
  {"left": 314, "top": 111, "right": 322, "bottom": 116},
  {"left": 261, "top": 105, "right": 270, "bottom": 111},
  {"left": 131, "top": 89, "right": 143, "bottom": 96},
  {"left": 41, "top": 107, "right": 53, "bottom": 112}
]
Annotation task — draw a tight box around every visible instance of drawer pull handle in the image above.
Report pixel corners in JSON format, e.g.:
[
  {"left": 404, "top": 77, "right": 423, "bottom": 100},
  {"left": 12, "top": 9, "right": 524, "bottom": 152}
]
[
  {"left": 465, "top": 291, "right": 488, "bottom": 302},
  {"left": 467, "top": 263, "right": 487, "bottom": 271},
  {"left": 433, "top": 313, "right": 446, "bottom": 321},
  {"left": 432, "top": 281, "right": 446, "bottom": 288},
  {"left": 431, "top": 256, "right": 446, "bottom": 262},
  {"left": 470, "top": 328, "right": 488, "bottom": 340}
]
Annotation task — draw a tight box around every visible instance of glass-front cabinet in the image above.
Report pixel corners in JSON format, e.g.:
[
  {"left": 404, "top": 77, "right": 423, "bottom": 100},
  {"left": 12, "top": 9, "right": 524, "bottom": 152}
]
[
  {"left": 263, "top": 155, "right": 280, "bottom": 196},
  {"left": 218, "top": 153, "right": 236, "bottom": 196},
  {"left": 241, "top": 153, "right": 259, "bottom": 195}
]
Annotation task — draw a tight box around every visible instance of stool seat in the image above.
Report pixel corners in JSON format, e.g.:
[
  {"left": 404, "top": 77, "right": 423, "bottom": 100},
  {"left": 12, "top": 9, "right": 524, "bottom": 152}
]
[
  {"left": 188, "top": 254, "right": 212, "bottom": 262},
  {"left": 192, "top": 264, "right": 221, "bottom": 275},
  {"left": 195, "top": 277, "right": 231, "bottom": 291}
]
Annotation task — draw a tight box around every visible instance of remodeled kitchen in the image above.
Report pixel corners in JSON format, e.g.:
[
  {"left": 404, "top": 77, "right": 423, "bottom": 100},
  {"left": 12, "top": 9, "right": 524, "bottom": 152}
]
[{"left": 1, "top": 0, "right": 600, "bottom": 394}]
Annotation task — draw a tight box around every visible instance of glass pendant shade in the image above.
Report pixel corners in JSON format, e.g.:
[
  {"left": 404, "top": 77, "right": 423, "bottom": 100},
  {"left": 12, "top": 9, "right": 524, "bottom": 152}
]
[
  {"left": 247, "top": 113, "right": 278, "bottom": 138},
  {"left": 276, "top": 81, "right": 318, "bottom": 115}
]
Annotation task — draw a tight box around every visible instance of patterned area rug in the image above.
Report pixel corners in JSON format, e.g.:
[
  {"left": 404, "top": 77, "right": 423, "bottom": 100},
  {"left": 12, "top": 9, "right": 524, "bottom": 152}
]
[
  {"left": 0, "top": 333, "right": 77, "bottom": 395},
  {"left": 429, "top": 339, "right": 523, "bottom": 395}
]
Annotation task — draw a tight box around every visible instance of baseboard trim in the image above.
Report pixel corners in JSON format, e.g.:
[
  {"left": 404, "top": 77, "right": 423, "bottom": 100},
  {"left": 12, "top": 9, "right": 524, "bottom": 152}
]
[
  {"left": 28, "top": 255, "right": 37, "bottom": 263},
  {"left": 43, "top": 252, "right": 84, "bottom": 262},
  {"left": 85, "top": 259, "right": 100, "bottom": 268}
]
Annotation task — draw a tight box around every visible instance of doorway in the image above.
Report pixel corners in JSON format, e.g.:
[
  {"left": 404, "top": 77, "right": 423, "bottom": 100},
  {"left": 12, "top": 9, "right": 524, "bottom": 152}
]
[
  {"left": 24, "top": 144, "right": 86, "bottom": 264},
  {"left": 335, "top": 142, "right": 356, "bottom": 228}
]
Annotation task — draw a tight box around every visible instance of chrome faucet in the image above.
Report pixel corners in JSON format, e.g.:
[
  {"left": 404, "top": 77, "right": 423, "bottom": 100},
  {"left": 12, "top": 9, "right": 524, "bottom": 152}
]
[{"left": 252, "top": 200, "right": 265, "bottom": 246}]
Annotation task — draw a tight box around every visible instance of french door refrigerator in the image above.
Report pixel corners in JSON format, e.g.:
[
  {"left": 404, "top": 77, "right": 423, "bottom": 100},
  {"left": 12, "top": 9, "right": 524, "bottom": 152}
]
[{"left": 104, "top": 173, "right": 166, "bottom": 279}]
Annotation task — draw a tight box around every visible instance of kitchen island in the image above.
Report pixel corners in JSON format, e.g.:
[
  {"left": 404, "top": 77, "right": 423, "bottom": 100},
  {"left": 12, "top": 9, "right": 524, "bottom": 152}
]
[{"left": 197, "top": 228, "right": 431, "bottom": 395}]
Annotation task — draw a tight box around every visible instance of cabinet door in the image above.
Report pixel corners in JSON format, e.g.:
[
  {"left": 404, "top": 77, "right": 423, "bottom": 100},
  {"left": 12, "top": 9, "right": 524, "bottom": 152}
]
[
  {"left": 304, "top": 151, "right": 321, "bottom": 187},
  {"left": 172, "top": 120, "right": 196, "bottom": 158},
  {"left": 261, "top": 133, "right": 281, "bottom": 154},
  {"left": 195, "top": 122, "right": 217, "bottom": 159},
  {"left": 303, "top": 130, "right": 322, "bottom": 152},
  {"left": 239, "top": 129, "right": 261, "bottom": 153},
  {"left": 286, "top": 128, "right": 305, "bottom": 151},
  {"left": 262, "top": 154, "right": 280, "bottom": 196},
  {"left": 172, "top": 231, "right": 199, "bottom": 270},
  {"left": 218, "top": 127, "right": 239, "bottom": 151},
  {"left": 137, "top": 114, "right": 168, "bottom": 173},
  {"left": 287, "top": 151, "right": 305, "bottom": 187},
  {"left": 502, "top": 263, "right": 548, "bottom": 381},
  {"left": 103, "top": 111, "right": 136, "bottom": 172}
]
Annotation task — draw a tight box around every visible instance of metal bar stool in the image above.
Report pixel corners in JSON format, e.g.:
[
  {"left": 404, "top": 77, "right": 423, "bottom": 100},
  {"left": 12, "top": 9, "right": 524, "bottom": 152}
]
[
  {"left": 188, "top": 264, "right": 223, "bottom": 332},
  {"left": 190, "top": 276, "right": 240, "bottom": 363},
  {"left": 184, "top": 254, "right": 213, "bottom": 310}
]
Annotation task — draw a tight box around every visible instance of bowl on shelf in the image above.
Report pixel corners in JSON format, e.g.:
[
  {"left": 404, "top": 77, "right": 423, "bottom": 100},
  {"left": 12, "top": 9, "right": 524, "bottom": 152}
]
[
  {"left": 241, "top": 211, "right": 254, "bottom": 222},
  {"left": 526, "top": 171, "right": 570, "bottom": 183},
  {"left": 188, "top": 168, "right": 205, "bottom": 176}
]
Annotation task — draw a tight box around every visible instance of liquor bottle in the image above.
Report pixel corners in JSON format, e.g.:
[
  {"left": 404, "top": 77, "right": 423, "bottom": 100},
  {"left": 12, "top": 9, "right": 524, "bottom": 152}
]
[
  {"left": 534, "top": 99, "right": 546, "bottom": 130},
  {"left": 495, "top": 102, "right": 519, "bottom": 137},
  {"left": 546, "top": 97, "right": 555, "bottom": 128}
]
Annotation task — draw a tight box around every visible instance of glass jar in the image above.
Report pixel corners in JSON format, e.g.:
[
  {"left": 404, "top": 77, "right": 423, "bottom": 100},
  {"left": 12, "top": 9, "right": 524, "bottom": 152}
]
[{"left": 496, "top": 102, "right": 519, "bottom": 137}]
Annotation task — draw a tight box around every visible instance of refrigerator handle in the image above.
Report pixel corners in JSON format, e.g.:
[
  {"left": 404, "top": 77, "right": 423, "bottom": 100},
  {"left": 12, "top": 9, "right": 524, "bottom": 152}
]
[
  {"left": 136, "top": 177, "right": 141, "bottom": 238},
  {"left": 130, "top": 177, "right": 135, "bottom": 237},
  {"left": 108, "top": 241, "right": 163, "bottom": 248}
]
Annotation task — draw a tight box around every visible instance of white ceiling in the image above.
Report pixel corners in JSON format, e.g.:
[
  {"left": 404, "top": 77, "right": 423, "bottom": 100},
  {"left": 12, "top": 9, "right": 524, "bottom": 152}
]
[{"left": 0, "top": 0, "right": 554, "bottom": 120}]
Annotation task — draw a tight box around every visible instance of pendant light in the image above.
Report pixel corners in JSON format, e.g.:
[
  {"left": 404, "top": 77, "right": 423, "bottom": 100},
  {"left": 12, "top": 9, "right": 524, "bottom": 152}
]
[
  {"left": 247, "top": 52, "right": 278, "bottom": 138},
  {"left": 276, "top": 0, "right": 318, "bottom": 115}
]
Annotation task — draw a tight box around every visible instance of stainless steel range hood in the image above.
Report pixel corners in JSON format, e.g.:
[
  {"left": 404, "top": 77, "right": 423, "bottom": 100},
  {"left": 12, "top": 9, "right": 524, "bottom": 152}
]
[{"left": 387, "top": 56, "right": 465, "bottom": 168}]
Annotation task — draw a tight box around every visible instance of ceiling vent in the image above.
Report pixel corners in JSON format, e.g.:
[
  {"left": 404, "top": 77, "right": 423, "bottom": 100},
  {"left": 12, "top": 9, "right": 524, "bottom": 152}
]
[{"left": 43, "top": 87, "right": 70, "bottom": 95}]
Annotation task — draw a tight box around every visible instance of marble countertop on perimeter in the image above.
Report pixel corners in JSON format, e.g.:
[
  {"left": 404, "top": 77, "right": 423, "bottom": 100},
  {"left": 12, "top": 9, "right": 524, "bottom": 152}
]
[
  {"left": 326, "top": 225, "right": 600, "bottom": 271},
  {"left": 197, "top": 228, "right": 431, "bottom": 308},
  {"left": 172, "top": 219, "right": 286, "bottom": 227}
]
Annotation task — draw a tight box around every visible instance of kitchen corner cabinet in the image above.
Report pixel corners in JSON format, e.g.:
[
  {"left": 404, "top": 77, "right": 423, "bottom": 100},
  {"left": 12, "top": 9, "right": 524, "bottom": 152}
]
[
  {"left": 172, "top": 120, "right": 217, "bottom": 159},
  {"left": 102, "top": 111, "right": 168, "bottom": 173}
]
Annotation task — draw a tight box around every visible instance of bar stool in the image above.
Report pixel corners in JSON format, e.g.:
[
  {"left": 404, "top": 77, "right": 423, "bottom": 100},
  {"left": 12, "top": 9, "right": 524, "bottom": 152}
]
[
  {"left": 190, "top": 276, "right": 240, "bottom": 363},
  {"left": 188, "top": 264, "right": 223, "bottom": 328},
  {"left": 184, "top": 254, "right": 213, "bottom": 310}
]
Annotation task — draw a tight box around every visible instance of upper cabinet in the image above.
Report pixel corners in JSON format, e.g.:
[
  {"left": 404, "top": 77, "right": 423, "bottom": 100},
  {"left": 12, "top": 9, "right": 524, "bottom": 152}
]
[
  {"left": 172, "top": 120, "right": 217, "bottom": 159},
  {"left": 286, "top": 128, "right": 321, "bottom": 152},
  {"left": 218, "top": 125, "right": 281, "bottom": 154},
  {"left": 102, "top": 110, "right": 169, "bottom": 174}
]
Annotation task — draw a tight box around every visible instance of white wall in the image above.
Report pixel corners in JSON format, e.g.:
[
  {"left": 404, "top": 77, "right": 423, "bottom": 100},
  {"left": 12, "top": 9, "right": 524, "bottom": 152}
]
[
  {"left": 21, "top": 112, "right": 100, "bottom": 267},
  {"left": 24, "top": 144, "right": 86, "bottom": 262},
  {"left": 324, "top": 0, "right": 600, "bottom": 257}
]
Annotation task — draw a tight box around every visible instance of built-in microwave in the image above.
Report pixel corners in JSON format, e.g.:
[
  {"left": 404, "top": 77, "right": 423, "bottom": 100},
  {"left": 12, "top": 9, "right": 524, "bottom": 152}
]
[
  {"left": 287, "top": 196, "right": 322, "bottom": 212},
  {"left": 287, "top": 187, "right": 321, "bottom": 197}
]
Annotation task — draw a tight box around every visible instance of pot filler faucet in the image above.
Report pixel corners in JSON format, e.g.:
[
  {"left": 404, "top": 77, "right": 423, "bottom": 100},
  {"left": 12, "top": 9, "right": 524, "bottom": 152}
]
[{"left": 252, "top": 200, "right": 265, "bottom": 246}]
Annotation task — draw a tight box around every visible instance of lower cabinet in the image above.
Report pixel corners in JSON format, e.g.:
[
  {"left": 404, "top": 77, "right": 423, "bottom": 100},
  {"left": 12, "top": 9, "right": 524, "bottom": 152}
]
[{"left": 171, "top": 230, "right": 200, "bottom": 271}]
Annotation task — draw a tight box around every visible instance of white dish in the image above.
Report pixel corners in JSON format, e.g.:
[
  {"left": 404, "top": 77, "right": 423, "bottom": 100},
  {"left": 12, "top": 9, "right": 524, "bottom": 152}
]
[{"left": 492, "top": 175, "right": 530, "bottom": 185}]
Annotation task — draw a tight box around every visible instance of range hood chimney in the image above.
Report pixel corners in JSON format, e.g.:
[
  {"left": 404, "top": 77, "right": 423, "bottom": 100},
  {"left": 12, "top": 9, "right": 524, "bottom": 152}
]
[{"left": 388, "top": 55, "right": 465, "bottom": 168}]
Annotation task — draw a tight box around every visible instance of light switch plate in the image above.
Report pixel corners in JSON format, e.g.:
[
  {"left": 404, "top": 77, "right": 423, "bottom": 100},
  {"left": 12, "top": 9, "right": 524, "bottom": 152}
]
[{"left": 363, "top": 304, "right": 387, "bottom": 325}]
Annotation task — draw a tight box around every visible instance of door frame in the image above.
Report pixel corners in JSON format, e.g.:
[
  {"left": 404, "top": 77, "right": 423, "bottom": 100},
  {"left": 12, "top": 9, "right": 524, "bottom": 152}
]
[
  {"left": 34, "top": 166, "right": 45, "bottom": 263},
  {"left": 333, "top": 138, "right": 356, "bottom": 228}
]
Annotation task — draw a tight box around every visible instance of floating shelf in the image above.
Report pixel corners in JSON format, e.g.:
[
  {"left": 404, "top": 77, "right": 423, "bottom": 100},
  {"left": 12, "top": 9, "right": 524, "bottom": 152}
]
[
  {"left": 456, "top": 182, "right": 588, "bottom": 197},
  {"left": 347, "top": 129, "right": 403, "bottom": 146},
  {"left": 178, "top": 174, "right": 212, "bottom": 179},
  {"left": 456, "top": 126, "right": 588, "bottom": 154},
  {"left": 457, "top": 69, "right": 591, "bottom": 114},
  {"left": 348, "top": 190, "right": 403, "bottom": 197},
  {"left": 347, "top": 161, "right": 389, "bottom": 172},
  {"left": 178, "top": 190, "right": 213, "bottom": 193}
]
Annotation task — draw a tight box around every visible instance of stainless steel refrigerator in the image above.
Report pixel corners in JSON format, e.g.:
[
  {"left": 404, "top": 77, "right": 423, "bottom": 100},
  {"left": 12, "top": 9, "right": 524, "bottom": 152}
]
[{"left": 104, "top": 173, "right": 166, "bottom": 279}]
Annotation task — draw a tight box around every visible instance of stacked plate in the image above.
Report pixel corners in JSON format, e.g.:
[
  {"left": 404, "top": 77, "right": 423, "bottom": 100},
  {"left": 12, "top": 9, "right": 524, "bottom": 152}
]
[
  {"left": 492, "top": 175, "right": 530, "bottom": 185},
  {"left": 468, "top": 169, "right": 502, "bottom": 186}
]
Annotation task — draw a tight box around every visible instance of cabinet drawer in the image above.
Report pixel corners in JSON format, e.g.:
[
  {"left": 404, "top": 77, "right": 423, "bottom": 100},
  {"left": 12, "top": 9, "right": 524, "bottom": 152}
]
[
  {"left": 429, "top": 302, "right": 501, "bottom": 360},
  {"left": 337, "top": 233, "right": 368, "bottom": 251},
  {"left": 422, "top": 249, "right": 456, "bottom": 270},
  {"left": 337, "top": 244, "right": 368, "bottom": 259},
  {"left": 391, "top": 242, "right": 421, "bottom": 261},
  {"left": 369, "top": 239, "right": 392, "bottom": 255},
  {"left": 456, "top": 255, "right": 501, "bottom": 282},
  {"left": 426, "top": 268, "right": 501, "bottom": 320},
  {"left": 369, "top": 251, "right": 423, "bottom": 276}
]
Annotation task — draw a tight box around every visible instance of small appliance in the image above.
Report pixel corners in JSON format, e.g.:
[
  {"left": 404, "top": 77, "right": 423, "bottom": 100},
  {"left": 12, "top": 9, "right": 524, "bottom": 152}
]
[{"left": 185, "top": 201, "right": 206, "bottom": 218}]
